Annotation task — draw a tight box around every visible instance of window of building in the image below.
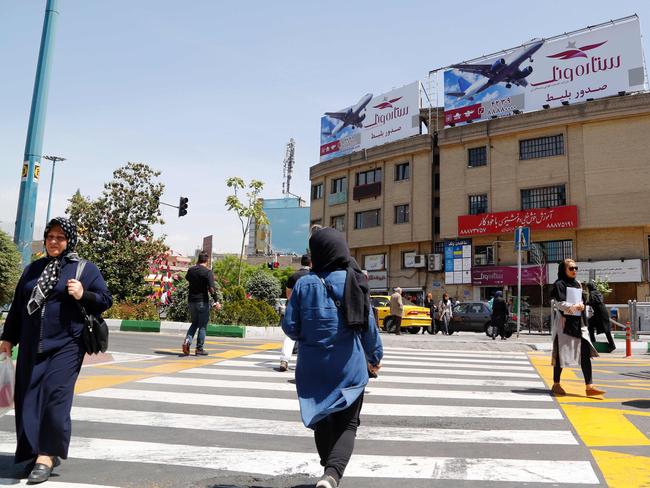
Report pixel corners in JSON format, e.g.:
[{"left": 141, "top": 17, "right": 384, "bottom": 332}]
[
  {"left": 519, "top": 134, "right": 564, "bottom": 160},
  {"left": 469, "top": 194, "right": 488, "bottom": 215},
  {"left": 394, "top": 204, "right": 409, "bottom": 224},
  {"left": 433, "top": 242, "right": 445, "bottom": 254},
  {"left": 395, "top": 162, "right": 410, "bottom": 181},
  {"left": 330, "top": 215, "right": 345, "bottom": 232},
  {"left": 311, "top": 183, "right": 323, "bottom": 200},
  {"left": 521, "top": 185, "right": 566, "bottom": 210},
  {"left": 355, "top": 168, "right": 382, "bottom": 186},
  {"left": 474, "top": 245, "right": 495, "bottom": 266},
  {"left": 530, "top": 240, "right": 573, "bottom": 263},
  {"left": 468, "top": 146, "right": 487, "bottom": 167},
  {"left": 354, "top": 209, "right": 381, "bottom": 229},
  {"left": 331, "top": 177, "right": 347, "bottom": 194}
]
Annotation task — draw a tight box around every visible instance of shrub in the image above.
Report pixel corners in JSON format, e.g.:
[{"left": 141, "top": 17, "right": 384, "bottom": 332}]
[
  {"left": 0, "top": 230, "right": 21, "bottom": 305},
  {"left": 238, "top": 300, "right": 266, "bottom": 326},
  {"left": 213, "top": 301, "right": 243, "bottom": 325},
  {"left": 246, "top": 269, "right": 281, "bottom": 305},
  {"left": 166, "top": 279, "right": 190, "bottom": 322},
  {"left": 223, "top": 285, "right": 246, "bottom": 302},
  {"left": 104, "top": 301, "right": 158, "bottom": 321},
  {"left": 253, "top": 300, "right": 280, "bottom": 326}
]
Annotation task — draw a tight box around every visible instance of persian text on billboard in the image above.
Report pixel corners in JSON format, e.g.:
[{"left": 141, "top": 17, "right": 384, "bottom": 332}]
[
  {"left": 320, "top": 81, "right": 420, "bottom": 162},
  {"left": 443, "top": 18, "right": 644, "bottom": 126}
]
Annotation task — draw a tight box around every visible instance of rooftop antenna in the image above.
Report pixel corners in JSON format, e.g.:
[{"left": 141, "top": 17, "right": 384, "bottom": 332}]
[{"left": 282, "top": 138, "right": 295, "bottom": 196}]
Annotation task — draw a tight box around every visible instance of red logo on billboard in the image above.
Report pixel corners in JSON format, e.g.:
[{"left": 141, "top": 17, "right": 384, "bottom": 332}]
[
  {"left": 547, "top": 40, "right": 607, "bottom": 60},
  {"left": 373, "top": 97, "right": 402, "bottom": 110},
  {"left": 320, "top": 140, "right": 341, "bottom": 156},
  {"left": 458, "top": 206, "right": 578, "bottom": 236},
  {"left": 444, "top": 103, "right": 482, "bottom": 125}
]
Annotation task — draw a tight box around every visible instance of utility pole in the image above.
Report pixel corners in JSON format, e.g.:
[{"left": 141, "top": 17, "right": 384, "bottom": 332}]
[
  {"left": 14, "top": 0, "right": 61, "bottom": 266},
  {"left": 42, "top": 155, "right": 66, "bottom": 225}
]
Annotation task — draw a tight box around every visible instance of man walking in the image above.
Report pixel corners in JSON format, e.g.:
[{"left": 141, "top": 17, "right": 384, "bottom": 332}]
[
  {"left": 389, "top": 287, "right": 404, "bottom": 335},
  {"left": 491, "top": 291, "right": 509, "bottom": 340},
  {"left": 182, "top": 251, "right": 218, "bottom": 356},
  {"left": 279, "top": 254, "right": 311, "bottom": 371}
]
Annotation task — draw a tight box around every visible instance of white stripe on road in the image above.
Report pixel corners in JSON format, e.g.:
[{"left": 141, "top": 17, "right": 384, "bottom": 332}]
[
  {"left": 81, "top": 388, "right": 561, "bottom": 419},
  {"left": 177, "top": 366, "right": 546, "bottom": 388},
  {"left": 0, "top": 480, "right": 119, "bottom": 488},
  {"left": 382, "top": 346, "right": 527, "bottom": 356},
  {"left": 20, "top": 406, "right": 572, "bottom": 444},
  {"left": 213, "top": 360, "right": 542, "bottom": 378},
  {"left": 241, "top": 352, "right": 533, "bottom": 367},
  {"left": 0, "top": 433, "right": 598, "bottom": 483},
  {"left": 139, "top": 376, "right": 552, "bottom": 402}
]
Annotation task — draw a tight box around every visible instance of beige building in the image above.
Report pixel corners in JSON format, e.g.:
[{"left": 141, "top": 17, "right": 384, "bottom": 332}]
[{"left": 310, "top": 93, "right": 650, "bottom": 306}]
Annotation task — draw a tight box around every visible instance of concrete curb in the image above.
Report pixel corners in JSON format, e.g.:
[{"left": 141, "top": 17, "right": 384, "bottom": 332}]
[{"left": 104, "top": 318, "right": 281, "bottom": 339}]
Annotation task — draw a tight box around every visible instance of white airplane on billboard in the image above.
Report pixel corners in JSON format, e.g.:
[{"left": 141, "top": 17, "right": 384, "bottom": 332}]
[
  {"left": 448, "top": 39, "right": 545, "bottom": 101},
  {"left": 323, "top": 93, "right": 373, "bottom": 137}
]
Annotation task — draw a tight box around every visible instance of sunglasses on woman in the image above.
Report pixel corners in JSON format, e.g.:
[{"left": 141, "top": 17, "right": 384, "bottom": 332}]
[{"left": 568, "top": 266, "right": 578, "bottom": 271}]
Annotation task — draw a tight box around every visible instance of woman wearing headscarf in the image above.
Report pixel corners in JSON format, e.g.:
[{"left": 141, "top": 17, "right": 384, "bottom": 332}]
[
  {"left": 422, "top": 292, "right": 436, "bottom": 334},
  {"left": 0, "top": 217, "right": 112, "bottom": 483},
  {"left": 437, "top": 292, "right": 453, "bottom": 335},
  {"left": 586, "top": 281, "right": 616, "bottom": 352},
  {"left": 282, "top": 227, "right": 383, "bottom": 488},
  {"left": 550, "top": 259, "right": 604, "bottom": 397}
]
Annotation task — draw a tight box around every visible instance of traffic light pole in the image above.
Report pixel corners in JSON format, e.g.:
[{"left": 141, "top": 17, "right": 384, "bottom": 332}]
[{"left": 14, "top": 0, "right": 60, "bottom": 266}]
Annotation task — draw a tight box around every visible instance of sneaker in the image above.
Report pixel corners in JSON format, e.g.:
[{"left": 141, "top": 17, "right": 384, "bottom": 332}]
[
  {"left": 279, "top": 360, "right": 288, "bottom": 372},
  {"left": 316, "top": 474, "right": 338, "bottom": 488},
  {"left": 195, "top": 349, "right": 208, "bottom": 356},
  {"left": 551, "top": 383, "right": 566, "bottom": 396},
  {"left": 182, "top": 340, "right": 190, "bottom": 356}
]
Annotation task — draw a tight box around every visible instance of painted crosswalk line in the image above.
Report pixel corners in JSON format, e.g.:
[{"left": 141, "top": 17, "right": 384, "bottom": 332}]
[
  {"left": 0, "top": 433, "right": 598, "bottom": 483},
  {"left": 0, "top": 480, "right": 119, "bottom": 488}
]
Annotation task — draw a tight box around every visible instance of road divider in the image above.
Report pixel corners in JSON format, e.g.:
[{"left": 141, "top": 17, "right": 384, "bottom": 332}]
[{"left": 105, "top": 319, "right": 286, "bottom": 339}]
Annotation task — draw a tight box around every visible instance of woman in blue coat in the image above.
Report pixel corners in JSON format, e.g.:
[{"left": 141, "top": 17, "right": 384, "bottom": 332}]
[
  {"left": 0, "top": 217, "right": 112, "bottom": 483},
  {"left": 282, "top": 227, "right": 383, "bottom": 488}
]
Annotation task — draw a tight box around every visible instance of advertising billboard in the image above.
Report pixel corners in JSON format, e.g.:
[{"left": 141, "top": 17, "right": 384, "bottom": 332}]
[
  {"left": 472, "top": 265, "right": 546, "bottom": 286},
  {"left": 458, "top": 206, "right": 578, "bottom": 236},
  {"left": 320, "top": 81, "right": 421, "bottom": 162},
  {"left": 444, "top": 239, "right": 472, "bottom": 285},
  {"left": 443, "top": 17, "right": 645, "bottom": 126}
]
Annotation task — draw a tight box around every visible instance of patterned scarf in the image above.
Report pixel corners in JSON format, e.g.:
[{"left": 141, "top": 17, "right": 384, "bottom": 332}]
[{"left": 27, "top": 217, "right": 80, "bottom": 315}]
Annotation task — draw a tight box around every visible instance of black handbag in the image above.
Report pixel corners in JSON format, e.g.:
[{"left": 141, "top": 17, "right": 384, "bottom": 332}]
[{"left": 75, "top": 260, "right": 109, "bottom": 354}]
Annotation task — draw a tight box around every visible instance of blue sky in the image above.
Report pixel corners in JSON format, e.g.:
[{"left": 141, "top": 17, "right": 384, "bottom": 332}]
[{"left": 1, "top": 1, "right": 648, "bottom": 254}]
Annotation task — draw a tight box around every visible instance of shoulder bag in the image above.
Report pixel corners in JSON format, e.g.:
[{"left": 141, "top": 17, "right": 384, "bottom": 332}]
[{"left": 75, "top": 260, "right": 109, "bottom": 354}]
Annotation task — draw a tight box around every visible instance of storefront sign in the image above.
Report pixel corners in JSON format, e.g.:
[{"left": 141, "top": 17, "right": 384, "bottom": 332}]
[
  {"left": 458, "top": 206, "right": 578, "bottom": 236},
  {"left": 444, "top": 239, "right": 472, "bottom": 284},
  {"left": 547, "top": 259, "right": 643, "bottom": 284},
  {"left": 367, "top": 270, "right": 388, "bottom": 290},
  {"left": 472, "top": 265, "right": 546, "bottom": 286},
  {"left": 364, "top": 254, "right": 385, "bottom": 271}
]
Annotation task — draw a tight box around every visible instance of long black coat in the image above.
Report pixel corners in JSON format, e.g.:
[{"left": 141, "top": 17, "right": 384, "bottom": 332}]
[
  {"left": 1, "top": 257, "right": 112, "bottom": 461},
  {"left": 587, "top": 290, "right": 611, "bottom": 334}
]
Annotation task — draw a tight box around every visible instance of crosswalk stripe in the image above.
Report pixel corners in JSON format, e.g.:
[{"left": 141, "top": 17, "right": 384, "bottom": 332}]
[
  {"left": 82, "top": 388, "right": 562, "bottom": 419},
  {"left": 138, "top": 376, "right": 553, "bottom": 402},
  {"left": 7, "top": 406, "right": 576, "bottom": 444},
  {"left": 0, "top": 480, "right": 119, "bottom": 488},
  {"left": 0, "top": 433, "right": 598, "bottom": 483},
  {"left": 214, "top": 359, "right": 541, "bottom": 377},
  {"left": 382, "top": 346, "right": 528, "bottom": 356},
  {"left": 176, "top": 366, "right": 547, "bottom": 388},
  {"left": 242, "top": 352, "right": 534, "bottom": 367}
]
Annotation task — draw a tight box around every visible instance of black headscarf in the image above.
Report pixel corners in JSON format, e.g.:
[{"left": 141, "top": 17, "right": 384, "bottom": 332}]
[
  {"left": 587, "top": 281, "right": 604, "bottom": 304},
  {"left": 551, "top": 260, "right": 583, "bottom": 337},
  {"left": 27, "top": 217, "right": 80, "bottom": 315},
  {"left": 309, "top": 227, "right": 369, "bottom": 332}
]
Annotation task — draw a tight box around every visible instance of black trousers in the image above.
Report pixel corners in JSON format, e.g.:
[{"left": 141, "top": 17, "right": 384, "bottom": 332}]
[
  {"left": 553, "top": 337, "right": 593, "bottom": 385},
  {"left": 314, "top": 393, "right": 364, "bottom": 483},
  {"left": 392, "top": 315, "right": 402, "bottom": 334}
]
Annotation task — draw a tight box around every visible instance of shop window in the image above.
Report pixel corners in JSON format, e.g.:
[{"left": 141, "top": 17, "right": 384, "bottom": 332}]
[
  {"left": 468, "top": 146, "right": 487, "bottom": 167},
  {"left": 519, "top": 134, "right": 564, "bottom": 160},
  {"left": 521, "top": 185, "right": 566, "bottom": 210}
]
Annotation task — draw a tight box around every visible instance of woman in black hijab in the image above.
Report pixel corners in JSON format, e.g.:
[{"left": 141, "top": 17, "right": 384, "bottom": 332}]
[
  {"left": 550, "top": 259, "right": 604, "bottom": 397},
  {"left": 0, "top": 217, "right": 112, "bottom": 483},
  {"left": 587, "top": 281, "right": 616, "bottom": 351}
]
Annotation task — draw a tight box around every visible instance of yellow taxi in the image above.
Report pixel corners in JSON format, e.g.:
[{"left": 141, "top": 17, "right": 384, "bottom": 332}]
[{"left": 370, "top": 295, "right": 432, "bottom": 334}]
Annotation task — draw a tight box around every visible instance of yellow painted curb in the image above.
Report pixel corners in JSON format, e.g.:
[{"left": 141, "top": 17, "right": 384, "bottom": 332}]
[{"left": 591, "top": 450, "right": 650, "bottom": 488}]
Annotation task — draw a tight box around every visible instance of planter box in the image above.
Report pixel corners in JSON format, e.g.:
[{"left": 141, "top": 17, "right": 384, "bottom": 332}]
[
  {"left": 207, "top": 324, "right": 245, "bottom": 338},
  {"left": 121, "top": 320, "right": 161, "bottom": 333}
]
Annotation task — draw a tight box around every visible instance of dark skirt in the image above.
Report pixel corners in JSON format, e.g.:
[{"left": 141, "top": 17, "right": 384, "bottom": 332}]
[{"left": 14, "top": 339, "right": 85, "bottom": 462}]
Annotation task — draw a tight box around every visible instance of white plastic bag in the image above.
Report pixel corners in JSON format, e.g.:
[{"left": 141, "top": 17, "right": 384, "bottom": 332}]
[{"left": 0, "top": 352, "right": 15, "bottom": 416}]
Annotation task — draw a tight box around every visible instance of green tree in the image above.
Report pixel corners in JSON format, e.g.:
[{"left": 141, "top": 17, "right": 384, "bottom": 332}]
[
  {"left": 246, "top": 268, "right": 281, "bottom": 305},
  {"left": 66, "top": 162, "right": 167, "bottom": 301},
  {"left": 0, "top": 230, "right": 22, "bottom": 304},
  {"left": 225, "top": 177, "right": 269, "bottom": 285},
  {"left": 272, "top": 266, "right": 296, "bottom": 296},
  {"left": 213, "top": 255, "right": 256, "bottom": 290}
]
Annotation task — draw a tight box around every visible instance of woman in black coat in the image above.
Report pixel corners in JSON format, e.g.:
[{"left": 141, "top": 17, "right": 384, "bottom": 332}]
[
  {"left": 587, "top": 281, "right": 616, "bottom": 352},
  {"left": 0, "top": 217, "right": 112, "bottom": 483}
]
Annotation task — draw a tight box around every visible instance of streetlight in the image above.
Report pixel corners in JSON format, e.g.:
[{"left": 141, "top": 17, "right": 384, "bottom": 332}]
[{"left": 42, "top": 155, "right": 66, "bottom": 225}]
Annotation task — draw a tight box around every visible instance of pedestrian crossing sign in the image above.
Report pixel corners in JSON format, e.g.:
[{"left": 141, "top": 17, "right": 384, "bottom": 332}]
[{"left": 515, "top": 227, "right": 530, "bottom": 251}]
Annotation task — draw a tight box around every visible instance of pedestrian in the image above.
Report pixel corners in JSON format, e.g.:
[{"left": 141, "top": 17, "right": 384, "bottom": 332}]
[
  {"left": 389, "top": 287, "right": 404, "bottom": 335},
  {"left": 0, "top": 217, "right": 112, "bottom": 483},
  {"left": 182, "top": 251, "right": 218, "bottom": 356},
  {"left": 586, "top": 281, "right": 616, "bottom": 352},
  {"left": 550, "top": 259, "right": 605, "bottom": 397},
  {"left": 438, "top": 292, "right": 453, "bottom": 335},
  {"left": 423, "top": 292, "right": 436, "bottom": 334},
  {"left": 278, "top": 254, "right": 311, "bottom": 372},
  {"left": 282, "top": 227, "right": 383, "bottom": 488},
  {"left": 490, "top": 291, "right": 509, "bottom": 340}
]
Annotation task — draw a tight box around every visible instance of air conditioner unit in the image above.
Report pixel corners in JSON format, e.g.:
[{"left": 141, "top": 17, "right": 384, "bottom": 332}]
[
  {"left": 428, "top": 253, "right": 442, "bottom": 271},
  {"left": 412, "top": 254, "right": 426, "bottom": 268}
]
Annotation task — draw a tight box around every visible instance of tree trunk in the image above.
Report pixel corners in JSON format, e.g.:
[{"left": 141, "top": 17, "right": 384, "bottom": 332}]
[{"left": 237, "top": 236, "right": 245, "bottom": 286}]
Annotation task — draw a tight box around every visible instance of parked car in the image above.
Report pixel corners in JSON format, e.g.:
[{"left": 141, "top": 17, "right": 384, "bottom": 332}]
[
  {"left": 435, "top": 301, "right": 517, "bottom": 337},
  {"left": 370, "top": 295, "right": 432, "bottom": 334}
]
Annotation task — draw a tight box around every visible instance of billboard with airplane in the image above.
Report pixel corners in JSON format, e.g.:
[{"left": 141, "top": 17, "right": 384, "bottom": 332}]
[
  {"left": 320, "top": 81, "right": 420, "bottom": 162},
  {"left": 443, "top": 16, "right": 645, "bottom": 126}
]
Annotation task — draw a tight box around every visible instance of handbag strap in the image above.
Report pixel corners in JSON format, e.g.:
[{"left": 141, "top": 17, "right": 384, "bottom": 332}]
[
  {"left": 319, "top": 277, "right": 342, "bottom": 310},
  {"left": 74, "top": 259, "right": 88, "bottom": 316}
]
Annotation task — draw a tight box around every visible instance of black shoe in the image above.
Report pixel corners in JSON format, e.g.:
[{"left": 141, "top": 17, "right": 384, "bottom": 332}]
[
  {"left": 27, "top": 457, "right": 59, "bottom": 484},
  {"left": 195, "top": 349, "right": 208, "bottom": 356}
]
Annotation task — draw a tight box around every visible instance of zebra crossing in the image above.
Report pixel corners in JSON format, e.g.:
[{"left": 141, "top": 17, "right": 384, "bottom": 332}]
[{"left": 0, "top": 345, "right": 603, "bottom": 487}]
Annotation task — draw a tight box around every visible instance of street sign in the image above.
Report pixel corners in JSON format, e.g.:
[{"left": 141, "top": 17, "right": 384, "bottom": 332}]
[{"left": 514, "top": 227, "right": 530, "bottom": 251}]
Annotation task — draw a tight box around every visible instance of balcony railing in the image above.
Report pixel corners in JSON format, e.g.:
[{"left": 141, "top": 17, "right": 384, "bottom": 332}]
[
  {"left": 328, "top": 191, "right": 347, "bottom": 206},
  {"left": 352, "top": 182, "right": 381, "bottom": 201}
]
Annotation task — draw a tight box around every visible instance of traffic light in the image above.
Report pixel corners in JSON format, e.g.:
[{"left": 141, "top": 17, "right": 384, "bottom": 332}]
[{"left": 178, "top": 196, "right": 188, "bottom": 217}]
